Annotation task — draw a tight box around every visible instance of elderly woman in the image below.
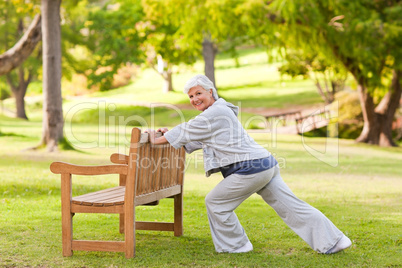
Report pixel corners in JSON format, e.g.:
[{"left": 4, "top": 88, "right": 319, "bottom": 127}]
[{"left": 148, "top": 74, "right": 351, "bottom": 254}]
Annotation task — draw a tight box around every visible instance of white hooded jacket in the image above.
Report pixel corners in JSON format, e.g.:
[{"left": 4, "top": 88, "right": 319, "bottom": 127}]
[{"left": 164, "top": 98, "right": 270, "bottom": 177}]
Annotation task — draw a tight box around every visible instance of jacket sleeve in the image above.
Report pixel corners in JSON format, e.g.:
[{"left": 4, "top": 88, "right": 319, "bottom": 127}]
[
  {"left": 164, "top": 114, "right": 214, "bottom": 149},
  {"left": 183, "top": 141, "right": 203, "bottom": 153}
]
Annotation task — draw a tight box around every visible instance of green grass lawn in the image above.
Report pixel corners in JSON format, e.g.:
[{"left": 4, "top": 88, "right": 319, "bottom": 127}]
[
  {"left": 1, "top": 47, "right": 401, "bottom": 267},
  {"left": 0, "top": 117, "right": 401, "bottom": 267}
]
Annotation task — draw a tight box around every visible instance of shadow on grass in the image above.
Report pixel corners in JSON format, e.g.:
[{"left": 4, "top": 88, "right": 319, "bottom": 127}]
[
  {"left": 0, "top": 131, "right": 26, "bottom": 138},
  {"left": 218, "top": 82, "right": 268, "bottom": 91},
  {"left": 215, "top": 61, "right": 269, "bottom": 71}
]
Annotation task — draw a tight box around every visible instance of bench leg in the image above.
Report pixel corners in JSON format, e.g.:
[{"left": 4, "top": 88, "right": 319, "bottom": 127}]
[
  {"left": 125, "top": 208, "right": 135, "bottom": 258},
  {"left": 61, "top": 211, "right": 73, "bottom": 256},
  {"left": 61, "top": 174, "right": 73, "bottom": 256},
  {"left": 174, "top": 193, "right": 183, "bottom": 237}
]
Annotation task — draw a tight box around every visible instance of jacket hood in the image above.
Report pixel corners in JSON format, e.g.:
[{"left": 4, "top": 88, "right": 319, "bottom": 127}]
[{"left": 214, "top": 98, "right": 239, "bottom": 116}]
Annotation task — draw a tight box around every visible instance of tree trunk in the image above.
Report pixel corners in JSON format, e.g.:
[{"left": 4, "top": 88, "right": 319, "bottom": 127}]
[
  {"left": 162, "top": 69, "right": 173, "bottom": 93},
  {"left": 314, "top": 80, "right": 330, "bottom": 104},
  {"left": 0, "top": 14, "right": 41, "bottom": 75},
  {"left": 156, "top": 55, "right": 173, "bottom": 93},
  {"left": 355, "top": 83, "right": 380, "bottom": 144},
  {"left": 6, "top": 66, "right": 30, "bottom": 120},
  {"left": 202, "top": 38, "right": 217, "bottom": 88},
  {"left": 355, "top": 70, "right": 401, "bottom": 147},
  {"left": 40, "top": 0, "right": 64, "bottom": 152},
  {"left": 375, "top": 70, "right": 401, "bottom": 147},
  {"left": 15, "top": 84, "right": 28, "bottom": 120}
]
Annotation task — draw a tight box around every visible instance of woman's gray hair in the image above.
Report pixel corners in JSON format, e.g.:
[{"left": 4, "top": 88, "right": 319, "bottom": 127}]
[{"left": 183, "top": 74, "right": 219, "bottom": 100}]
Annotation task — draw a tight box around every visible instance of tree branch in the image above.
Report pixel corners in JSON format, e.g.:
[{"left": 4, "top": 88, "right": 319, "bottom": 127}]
[{"left": 0, "top": 14, "right": 42, "bottom": 75}]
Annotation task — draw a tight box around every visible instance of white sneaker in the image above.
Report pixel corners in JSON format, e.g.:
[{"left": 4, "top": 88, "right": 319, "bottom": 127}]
[
  {"left": 230, "top": 241, "right": 253, "bottom": 253},
  {"left": 326, "top": 235, "right": 352, "bottom": 254}
]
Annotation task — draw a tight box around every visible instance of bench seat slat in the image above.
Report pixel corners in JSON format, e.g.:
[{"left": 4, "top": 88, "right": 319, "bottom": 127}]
[
  {"left": 72, "top": 186, "right": 125, "bottom": 206},
  {"left": 74, "top": 192, "right": 125, "bottom": 205},
  {"left": 76, "top": 188, "right": 125, "bottom": 202},
  {"left": 71, "top": 184, "right": 181, "bottom": 207}
]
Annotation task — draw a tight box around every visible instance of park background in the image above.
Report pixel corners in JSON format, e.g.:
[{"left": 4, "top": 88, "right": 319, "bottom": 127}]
[{"left": 0, "top": 0, "right": 401, "bottom": 267}]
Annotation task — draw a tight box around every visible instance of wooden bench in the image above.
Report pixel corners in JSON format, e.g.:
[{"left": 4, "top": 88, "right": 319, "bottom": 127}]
[
  {"left": 295, "top": 109, "right": 331, "bottom": 134},
  {"left": 50, "top": 128, "right": 185, "bottom": 258},
  {"left": 264, "top": 110, "right": 302, "bottom": 126}
]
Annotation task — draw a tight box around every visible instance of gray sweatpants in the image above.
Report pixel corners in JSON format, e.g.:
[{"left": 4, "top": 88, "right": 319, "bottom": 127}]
[{"left": 205, "top": 165, "right": 344, "bottom": 253}]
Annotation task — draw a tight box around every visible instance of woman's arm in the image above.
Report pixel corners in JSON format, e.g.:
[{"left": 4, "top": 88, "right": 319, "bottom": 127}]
[
  {"left": 152, "top": 135, "right": 168, "bottom": 145},
  {"left": 147, "top": 129, "right": 169, "bottom": 145}
]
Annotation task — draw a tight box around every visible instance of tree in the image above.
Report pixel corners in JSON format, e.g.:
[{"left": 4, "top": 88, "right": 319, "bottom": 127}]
[
  {"left": 0, "top": 1, "right": 42, "bottom": 120},
  {"left": 40, "top": 0, "right": 63, "bottom": 152},
  {"left": 0, "top": 14, "right": 41, "bottom": 75},
  {"left": 278, "top": 51, "right": 347, "bottom": 104},
  {"left": 0, "top": 0, "right": 89, "bottom": 120},
  {"left": 180, "top": 0, "right": 249, "bottom": 87},
  {"left": 141, "top": 0, "right": 197, "bottom": 93},
  {"left": 80, "top": 0, "right": 145, "bottom": 91},
  {"left": 146, "top": 0, "right": 249, "bottom": 88},
  {"left": 262, "top": 0, "right": 402, "bottom": 146}
]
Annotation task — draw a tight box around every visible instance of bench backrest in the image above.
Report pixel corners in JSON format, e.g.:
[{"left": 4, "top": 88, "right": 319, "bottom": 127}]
[{"left": 127, "top": 128, "right": 185, "bottom": 198}]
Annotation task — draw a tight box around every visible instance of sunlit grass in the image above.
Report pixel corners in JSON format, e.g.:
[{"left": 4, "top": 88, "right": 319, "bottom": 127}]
[
  {"left": 0, "top": 119, "right": 401, "bottom": 267},
  {"left": 1, "top": 47, "right": 401, "bottom": 267}
]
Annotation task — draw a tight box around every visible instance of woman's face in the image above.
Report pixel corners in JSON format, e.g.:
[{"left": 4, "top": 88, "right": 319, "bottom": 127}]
[{"left": 188, "top": 85, "right": 215, "bottom": 111}]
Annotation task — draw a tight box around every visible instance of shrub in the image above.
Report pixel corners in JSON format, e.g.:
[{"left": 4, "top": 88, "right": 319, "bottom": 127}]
[
  {"left": 330, "top": 91, "right": 363, "bottom": 139},
  {"left": 0, "top": 87, "right": 11, "bottom": 101}
]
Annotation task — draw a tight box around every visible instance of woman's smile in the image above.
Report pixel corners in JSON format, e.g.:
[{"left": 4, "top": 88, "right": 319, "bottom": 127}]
[{"left": 188, "top": 85, "right": 215, "bottom": 111}]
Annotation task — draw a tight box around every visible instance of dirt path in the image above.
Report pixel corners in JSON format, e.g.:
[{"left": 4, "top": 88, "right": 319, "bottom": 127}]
[
  {"left": 174, "top": 103, "right": 324, "bottom": 117},
  {"left": 20, "top": 95, "right": 326, "bottom": 135},
  {"left": 175, "top": 102, "right": 327, "bottom": 135}
]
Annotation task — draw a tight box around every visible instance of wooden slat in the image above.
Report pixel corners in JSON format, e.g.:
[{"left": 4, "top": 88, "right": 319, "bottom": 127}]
[
  {"left": 165, "top": 146, "right": 170, "bottom": 188},
  {"left": 110, "top": 153, "right": 128, "bottom": 164},
  {"left": 178, "top": 148, "right": 185, "bottom": 184},
  {"left": 142, "top": 143, "right": 150, "bottom": 194},
  {"left": 173, "top": 148, "right": 179, "bottom": 185},
  {"left": 72, "top": 186, "right": 124, "bottom": 201},
  {"left": 168, "top": 146, "right": 176, "bottom": 186},
  {"left": 93, "top": 197, "right": 124, "bottom": 207},
  {"left": 136, "top": 145, "right": 144, "bottom": 195},
  {"left": 146, "top": 144, "right": 153, "bottom": 193},
  {"left": 72, "top": 186, "right": 125, "bottom": 206},
  {"left": 152, "top": 144, "right": 161, "bottom": 193},
  {"left": 71, "top": 203, "right": 124, "bottom": 213},
  {"left": 72, "top": 240, "right": 125, "bottom": 252},
  {"left": 51, "top": 162, "right": 127, "bottom": 175},
  {"left": 136, "top": 221, "right": 174, "bottom": 232},
  {"left": 135, "top": 185, "right": 181, "bottom": 205},
  {"left": 178, "top": 148, "right": 185, "bottom": 185}
]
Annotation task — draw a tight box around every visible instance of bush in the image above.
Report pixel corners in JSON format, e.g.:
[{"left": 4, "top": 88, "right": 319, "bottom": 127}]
[
  {"left": 0, "top": 87, "right": 11, "bottom": 101},
  {"left": 302, "top": 91, "right": 364, "bottom": 139},
  {"left": 330, "top": 91, "right": 363, "bottom": 139},
  {"left": 334, "top": 91, "right": 362, "bottom": 122}
]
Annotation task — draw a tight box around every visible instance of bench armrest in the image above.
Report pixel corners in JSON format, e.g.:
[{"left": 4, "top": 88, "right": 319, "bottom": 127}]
[
  {"left": 110, "top": 153, "right": 129, "bottom": 164},
  {"left": 50, "top": 162, "right": 128, "bottom": 175}
]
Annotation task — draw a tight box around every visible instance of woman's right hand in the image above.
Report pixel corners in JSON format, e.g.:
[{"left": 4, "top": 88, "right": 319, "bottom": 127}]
[{"left": 157, "top": 127, "right": 169, "bottom": 134}]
